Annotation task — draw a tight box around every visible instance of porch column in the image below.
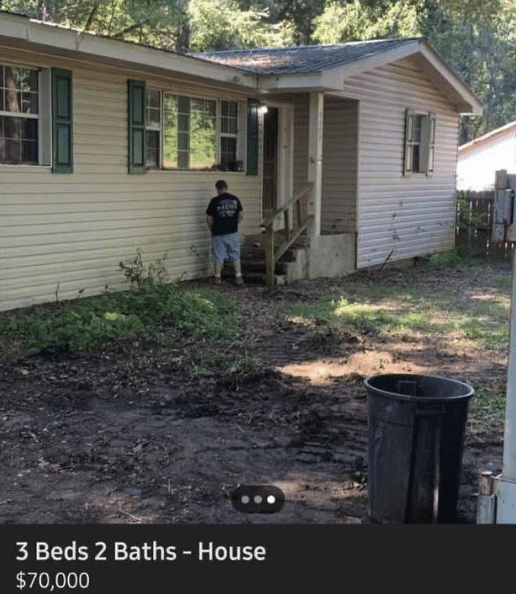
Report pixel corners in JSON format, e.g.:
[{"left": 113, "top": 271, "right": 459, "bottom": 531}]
[{"left": 308, "top": 91, "right": 324, "bottom": 236}]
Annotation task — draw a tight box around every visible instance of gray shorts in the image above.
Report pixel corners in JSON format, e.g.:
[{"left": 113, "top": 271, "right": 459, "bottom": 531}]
[{"left": 211, "top": 232, "right": 241, "bottom": 264}]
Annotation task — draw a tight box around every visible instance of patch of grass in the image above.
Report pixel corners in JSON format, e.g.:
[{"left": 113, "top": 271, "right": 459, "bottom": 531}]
[
  {"left": 468, "top": 380, "right": 506, "bottom": 440},
  {"left": 0, "top": 283, "right": 239, "bottom": 354},
  {"left": 281, "top": 264, "right": 510, "bottom": 352},
  {"left": 424, "top": 249, "right": 465, "bottom": 269}
]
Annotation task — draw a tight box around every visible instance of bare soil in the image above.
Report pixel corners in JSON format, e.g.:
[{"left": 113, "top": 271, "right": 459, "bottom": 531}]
[{"left": 0, "top": 264, "right": 508, "bottom": 524}]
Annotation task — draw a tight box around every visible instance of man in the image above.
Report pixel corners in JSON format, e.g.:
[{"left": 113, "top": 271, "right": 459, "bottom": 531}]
[{"left": 206, "top": 180, "right": 244, "bottom": 285}]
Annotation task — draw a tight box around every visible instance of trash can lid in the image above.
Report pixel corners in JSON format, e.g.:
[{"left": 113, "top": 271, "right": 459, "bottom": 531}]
[{"left": 364, "top": 373, "right": 475, "bottom": 402}]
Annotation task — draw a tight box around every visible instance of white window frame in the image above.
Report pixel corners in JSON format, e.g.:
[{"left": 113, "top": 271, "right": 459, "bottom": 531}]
[
  {"left": 404, "top": 109, "right": 436, "bottom": 176},
  {"left": 0, "top": 63, "right": 51, "bottom": 166},
  {"left": 145, "top": 88, "right": 245, "bottom": 171}
]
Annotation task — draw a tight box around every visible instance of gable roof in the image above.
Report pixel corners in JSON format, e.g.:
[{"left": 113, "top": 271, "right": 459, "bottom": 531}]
[
  {"left": 458, "top": 120, "right": 516, "bottom": 157},
  {"left": 192, "top": 38, "right": 418, "bottom": 75},
  {"left": 0, "top": 10, "right": 482, "bottom": 114},
  {"left": 193, "top": 38, "right": 483, "bottom": 114}
]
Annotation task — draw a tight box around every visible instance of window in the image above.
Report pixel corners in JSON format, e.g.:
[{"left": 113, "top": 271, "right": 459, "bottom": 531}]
[
  {"left": 404, "top": 109, "right": 435, "bottom": 175},
  {"left": 0, "top": 65, "right": 39, "bottom": 164},
  {"left": 144, "top": 88, "right": 241, "bottom": 171},
  {"left": 146, "top": 88, "right": 161, "bottom": 169},
  {"left": 0, "top": 64, "right": 73, "bottom": 172},
  {"left": 220, "top": 100, "right": 238, "bottom": 169}
]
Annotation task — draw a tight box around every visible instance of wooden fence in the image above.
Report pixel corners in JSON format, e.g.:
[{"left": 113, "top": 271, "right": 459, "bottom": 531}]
[{"left": 456, "top": 191, "right": 515, "bottom": 259}]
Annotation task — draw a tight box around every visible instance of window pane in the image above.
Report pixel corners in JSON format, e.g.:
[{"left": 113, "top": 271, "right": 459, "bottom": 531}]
[
  {"left": 190, "top": 102, "right": 216, "bottom": 169},
  {"left": 412, "top": 115, "right": 422, "bottom": 142},
  {"left": 146, "top": 129, "right": 160, "bottom": 169},
  {"left": 412, "top": 145, "right": 420, "bottom": 172},
  {"left": 191, "top": 98, "right": 204, "bottom": 113},
  {"left": 207, "top": 101, "right": 216, "bottom": 117},
  {"left": 222, "top": 100, "right": 237, "bottom": 117},
  {"left": 147, "top": 88, "right": 160, "bottom": 109},
  {"left": 163, "top": 132, "right": 178, "bottom": 168},
  {"left": 22, "top": 118, "right": 37, "bottom": 140},
  {"left": 0, "top": 66, "right": 39, "bottom": 165},
  {"left": 21, "top": 91, "right": 38, "bottom": 114},
  {"left": 22, "top": 139, "right": 38, "bottom": 164},
  {"left": 163, "top": 94, "right": 178, "bottom": 168},
  {"left": 147, "top": 107, "right": 160, "bottom": 129},
  {"left": 163, "top": 93, "right": 177, "bottom": 114},
  {"left": 221, "top": 136, "right": 237, "bottom": 169},
  {"left": 4, "top": 116, "right": 22, "bottom": 140}
]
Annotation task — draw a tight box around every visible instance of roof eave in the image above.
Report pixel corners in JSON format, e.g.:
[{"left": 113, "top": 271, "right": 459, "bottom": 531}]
[
  {"left": 0, "top": 11, "right": 258, "bottom": 92},
  {"left": 257, "top": 70, "right": 343, "bottom": 93},
  {"left": 416, "top": 42, "right": 483, "bottom": 115},
  {"left": 252, "top": 38, "right": 483, "bottom": 114},
  {"left": 335, "top": 38, "right": 482, "bottom": 115}
]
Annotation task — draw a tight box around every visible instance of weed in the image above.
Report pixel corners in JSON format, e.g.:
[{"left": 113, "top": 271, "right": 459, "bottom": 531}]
[
  {"left": 424, "top": 249, "right": 465, "bottom": 269},
  {"left": 120, "top": 249, "right": 169, "bottom": 288},
  {"left": 0, "top": 284, "right": 239, "bottom": 354}
]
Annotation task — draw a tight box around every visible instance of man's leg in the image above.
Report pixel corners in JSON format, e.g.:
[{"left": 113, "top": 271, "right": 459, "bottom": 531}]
[
  {"left": 227, "top": 234, "right": 244, "bottom": 285},
  {"left": 211, "top": 237, "right": 224, "bottom": 284}
]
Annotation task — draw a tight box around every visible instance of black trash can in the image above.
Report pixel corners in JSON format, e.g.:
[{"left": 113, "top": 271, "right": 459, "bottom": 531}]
[{"left": 364, "top": 374, "right": 475, "bottom": 524}]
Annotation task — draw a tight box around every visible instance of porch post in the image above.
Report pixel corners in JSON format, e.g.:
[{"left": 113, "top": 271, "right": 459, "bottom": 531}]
[{"left": 308, "top": 91, "right": 324, "bottom": 236}]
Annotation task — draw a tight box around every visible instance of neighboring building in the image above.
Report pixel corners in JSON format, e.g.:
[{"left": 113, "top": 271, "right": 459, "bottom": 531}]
[
  {"left": 0, "top": 11, "right": 482, "bottom": 311},
  {"left": 457, "top": 121, "right": 516, "bottom": 191}
]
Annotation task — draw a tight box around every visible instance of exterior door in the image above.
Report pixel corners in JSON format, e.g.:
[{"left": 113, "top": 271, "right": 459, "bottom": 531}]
[{"left": 262, "top": 107, "right": 279, "bottom": 213}]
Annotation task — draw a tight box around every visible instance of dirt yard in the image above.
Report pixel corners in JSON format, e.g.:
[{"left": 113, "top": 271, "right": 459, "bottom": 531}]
[{"left": 0, "top": 263, "right": 508, "bottom": 524}]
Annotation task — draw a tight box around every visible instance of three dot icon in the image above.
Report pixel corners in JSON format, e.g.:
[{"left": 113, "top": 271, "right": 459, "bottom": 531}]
[{"left": 231, "top": 485, "right": 285, "bottom": 514}]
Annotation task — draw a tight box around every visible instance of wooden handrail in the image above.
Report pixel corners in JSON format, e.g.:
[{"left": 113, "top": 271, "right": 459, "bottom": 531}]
[
  {"left": 263, "top": 183, "right": 313, "bottom": 286},
  {"left": 261, "top": 183, "right": 314, "bottom": 227}
]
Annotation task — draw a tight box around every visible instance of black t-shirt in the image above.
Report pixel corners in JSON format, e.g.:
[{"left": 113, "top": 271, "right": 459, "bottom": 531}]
[{"left": 206, "top": 193, "right": 243, "bottom": 236}]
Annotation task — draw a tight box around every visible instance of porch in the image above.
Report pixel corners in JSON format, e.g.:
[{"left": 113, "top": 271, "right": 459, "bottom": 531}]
[{"left": 242, "top": 92, "right": 358, "bottom": 285}]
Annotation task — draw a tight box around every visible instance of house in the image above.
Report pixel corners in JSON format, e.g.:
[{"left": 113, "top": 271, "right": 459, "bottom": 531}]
[
  {"left": 0, "top": 11, "right": 482, "bottom": 311},
  {"left": 457, "top": 121, "right": 516, "bottom": 192}
]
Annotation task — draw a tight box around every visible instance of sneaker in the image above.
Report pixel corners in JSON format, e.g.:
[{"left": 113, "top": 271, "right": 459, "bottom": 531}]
[
  {"left": 234, "top": 276, "right": 244, "bottom": 286},
  {"left": 214, "top": 276, "right": 222, "bottom": 285}
]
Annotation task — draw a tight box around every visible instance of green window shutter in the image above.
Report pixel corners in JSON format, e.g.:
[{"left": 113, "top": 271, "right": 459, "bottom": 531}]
[
  {"left": 128, "top": 79, "right": 146, "bottom": 174},
  {"left": 246, "top": 99, "right": 259, "bottom": 176},
  {"left": 52, "top": 68, "right": 73, "bottom": 173}
]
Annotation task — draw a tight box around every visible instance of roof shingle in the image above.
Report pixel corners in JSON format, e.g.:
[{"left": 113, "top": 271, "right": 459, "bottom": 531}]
[{"left": 190, "top": 38, "right": 421, "bottom": 75}]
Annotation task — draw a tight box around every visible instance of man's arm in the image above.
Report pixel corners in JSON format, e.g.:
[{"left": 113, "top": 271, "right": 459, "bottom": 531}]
[{"left": 206, "top": 215, "right": 214, "bottom": 230}]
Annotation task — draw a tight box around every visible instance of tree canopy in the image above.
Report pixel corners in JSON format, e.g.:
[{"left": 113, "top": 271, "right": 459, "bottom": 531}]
[{"left": 3, "top": 0, "right": 516, "bottom": 141}]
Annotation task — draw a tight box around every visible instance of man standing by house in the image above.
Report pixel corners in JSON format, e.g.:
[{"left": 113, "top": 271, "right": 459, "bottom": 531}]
[{"left": 206, "top": 180, "right": 244, "bottom": 285}]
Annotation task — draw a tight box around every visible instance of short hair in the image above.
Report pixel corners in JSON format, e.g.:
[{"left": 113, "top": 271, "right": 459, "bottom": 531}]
[{"left": 215, "top": 180, "right": 228, "bottom": 191}]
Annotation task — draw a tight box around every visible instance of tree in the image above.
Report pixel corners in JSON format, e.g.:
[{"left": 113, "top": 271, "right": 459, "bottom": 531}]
[
  {"left": 312, "top": 0, "right": 516, "bottom": 141},
  {"left": 237, "top": 0, "right": 327, "bottom": 45},
  {"left": 312, "top": 0, "right": 422, "bottom": 43},
  {"left": 187, "top": 0, "right": 295, "bottom": 52},
  {"left": 2, "top": 0, "right": 190, "bottom": 50}
]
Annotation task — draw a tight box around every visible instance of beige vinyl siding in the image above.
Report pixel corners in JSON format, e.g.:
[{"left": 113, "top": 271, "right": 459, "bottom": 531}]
[
  {"left": 339, "top": 56, "right": 460, "bottom": 268},
  {"left": 293, "top": 94, "right": 358, "bottom": 236},
  {"left": 0, "top": 56, "right": 261, "bottom": 311},
  {"left": 321, "top": 97, "right": 358, "bottom": 235}
]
